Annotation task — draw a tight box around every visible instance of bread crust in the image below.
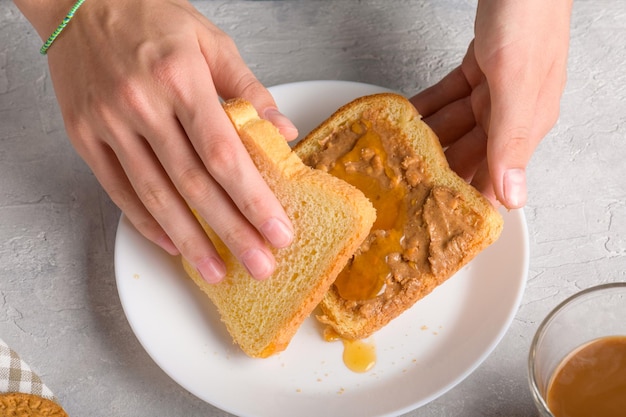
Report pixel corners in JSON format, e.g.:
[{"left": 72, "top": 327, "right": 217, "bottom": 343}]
[
  {"left": 181, "top": 99, "right": 376, "bottom": 357},
  {"left": 294, "top": 93, "right": 504, "bottom": 340}
]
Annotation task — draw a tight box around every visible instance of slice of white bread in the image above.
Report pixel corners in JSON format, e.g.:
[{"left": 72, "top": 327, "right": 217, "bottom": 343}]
[
  {"left": 181, "top": 99, "right": 376, "bottom": 358},
  {"left": 294, "top": 93, "right": 504, "bottom": 340}
]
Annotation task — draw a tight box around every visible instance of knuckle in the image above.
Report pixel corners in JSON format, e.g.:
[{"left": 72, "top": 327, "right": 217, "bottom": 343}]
[
  {"left": 106, "top": 185, "right": 135, "bottom": 211},
  {"left": 149, "top": 54, "right": 182, "bottom": 86},
  {"left": 202, "top": 138, "right": 241, "bottom": 179},
  {"left": 212, "top": 30, "right": 239, "bottom": 56},
  {"left": 132, "top": 216, "right": 164, "bottom": 243},
  {"left": 239, "top": 192, "right": 269, "bottom": 219},
  {"left": 150, "top": 55, "right": 191, "bottom": 104},
  {"left": 217, "top": 224, "right": 254, "bottom": 256},
  {"left": 234, "top": 73, "right": 265, "bottom": 101},
  {"left": 470, "top": 87, "right": 487, "bottom": 115},
  {"left": 150, "top": 53, "right": 181, "bottom": 83},
  {"left": 175, "top": 235, "right": 208, "bottom": 260},
  {"left": 218, "top": 31, "right": 238, "bottom": 51},
  {"left": 479, "top": 44, "right": 520, "bottom": 74},
  {"left": 63, "top": 117, "right": 96, "bottom": 154},
  {"left": 104, "top": 186, "right": 170, "bottom": 245},
  {"left": 113, "top": 77, "right": 147, "bottom": 111},
  {"left": 105, "top": 75, "right": 162, "bottom": 127},
  {"left": 137, "top": 181, "right": 171, "bottom": 214},
  {"left": 499, "top": 129, "right": 533, "bottom": 156},
  {"left": 62, "top": 109, "right": 85, "bottom": 136},
  {"left": 178, "top": 167, "right": 212, "bottom": 203},
  {"left": 83, "top": 93, "right": 115, "bottom": 126}
]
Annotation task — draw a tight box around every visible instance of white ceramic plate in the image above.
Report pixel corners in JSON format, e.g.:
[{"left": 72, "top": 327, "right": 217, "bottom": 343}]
[{"left": 115, "top": 80, "right": 529, "bottom": 417}]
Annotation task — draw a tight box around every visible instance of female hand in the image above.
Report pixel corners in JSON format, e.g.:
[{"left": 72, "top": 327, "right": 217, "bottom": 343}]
[
  {"left": 411, "top": 0, "right": 573, "bottom": 208},
  {"left": 16, "top": 0, "right": 298, "bottom": 283}
]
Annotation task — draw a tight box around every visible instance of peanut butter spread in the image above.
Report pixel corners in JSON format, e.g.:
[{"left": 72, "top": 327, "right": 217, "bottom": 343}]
[{"left": 303, "top": 114, "right": 485, "bottom": 318}]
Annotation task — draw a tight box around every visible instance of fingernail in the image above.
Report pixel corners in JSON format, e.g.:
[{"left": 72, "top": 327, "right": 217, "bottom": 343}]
[
  {"left": 241, "top": 249, "right": 275, "bottom": 280},
  {"left": 503, "top": 168, "right": 527, "bottom": 208},
  {"left": 264, "top": 108, "right": 298, "bottom": 140},
  {"left": 197, "top": 257, "right": 227, "bottom": 284},
  {"left": 260, "top": 217, "right": 294, "bottom": 248}
]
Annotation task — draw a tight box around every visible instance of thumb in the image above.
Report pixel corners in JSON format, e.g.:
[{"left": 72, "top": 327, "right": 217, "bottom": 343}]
[
  {"left": 488, "top": 122, "right": 534, "bottom": 209},
  {"left": 486, "top": 72, "right": 540, "bottom": 209}
]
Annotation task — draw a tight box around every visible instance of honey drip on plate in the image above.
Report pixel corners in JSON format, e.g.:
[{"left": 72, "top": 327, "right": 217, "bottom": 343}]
[
  {"left": 325, "top": 328, "right": 376, "bottom": 373},
  {"left": 342, "top": 339, "right": 376, "bottom": 373}
]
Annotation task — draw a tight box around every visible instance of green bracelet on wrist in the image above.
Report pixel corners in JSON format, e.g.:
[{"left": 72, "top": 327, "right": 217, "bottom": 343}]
[{"left": 40, "top": 0, "right": 86, "bottom": 55}]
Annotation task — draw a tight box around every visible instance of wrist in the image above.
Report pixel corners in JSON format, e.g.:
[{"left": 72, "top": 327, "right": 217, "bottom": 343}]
[{"left": 14, "top": 0, "right": 78, "bottom": 41}]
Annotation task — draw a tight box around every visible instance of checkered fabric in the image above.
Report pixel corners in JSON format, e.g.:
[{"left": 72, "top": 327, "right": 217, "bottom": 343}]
[{"left": 0, "top": 338, "right": 56, "bottom": 401}]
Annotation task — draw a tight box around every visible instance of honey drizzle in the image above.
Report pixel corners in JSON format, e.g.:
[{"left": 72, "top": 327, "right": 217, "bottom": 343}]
[{"left": 330, "top": 121, "right": 407, "bottom": 301}]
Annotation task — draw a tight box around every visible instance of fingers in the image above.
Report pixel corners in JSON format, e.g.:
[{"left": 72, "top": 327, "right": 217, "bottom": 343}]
[
  {"left": 79, "top": 53, "right": 292, "bottom": 283},
  {"left": 409, "top": 66, "right": 471, "bottom": 118},
  {"left": 263, "top": 108, "right": 299, "bottom": 142},
  {"left": 103, "top": 113, "right": 281, "bottom": 283},
  {"left": 139, "top": 35, "right": 296, "bottom": 282},
  {"left": 160, "top": 49, "right": 294, "bottom": 281},
  {"left": 409, "top": 40, "right": 483, "bottom": 118},
  {"left": 420, "top": 38, "right": 540, "bottom": 209},
  {"left": 174, "top": 65, "right": 294, "bottom": 238},
  {"left": 471, "top": 160, "right": 500, "bottom": 209},
  {"left": 200, "top": 32, "right": 298, "bottom": 141},
  {"left": 92, "top": 120, "right": 231, "bottom": 283},
  {"left": 444, "top": 125, "right": 488, "bottom": 182},
  {"left": 486, "top": 65, "right": 564, "bottom": 209},
  {"left": 73, "top": 133, "right": 180, "bottom": 257},
  {"left": 483, "top": 63, "right": 538, "bottom": 209},
  {"left": 174, "top": 113, "right": 286, "bottom": 280},
  {"left": 422, "top": 96, "right": 475, "bottom": 147}
]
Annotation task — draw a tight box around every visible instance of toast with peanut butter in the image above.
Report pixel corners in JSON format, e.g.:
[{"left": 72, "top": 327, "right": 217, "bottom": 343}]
[
  {"left": 181, "top": 99, "right": 376, "bottom": 358},
  {"left": 294, "top": 93, "right": 504, "bottom": 340}
]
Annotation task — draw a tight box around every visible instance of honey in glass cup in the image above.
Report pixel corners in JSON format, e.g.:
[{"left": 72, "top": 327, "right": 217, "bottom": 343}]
[
  {"left": 546, "top": 335, "right": 626, "bottom": 416},
  {"left": 529, "top": 283, "right": 626, "bottom": 417}
]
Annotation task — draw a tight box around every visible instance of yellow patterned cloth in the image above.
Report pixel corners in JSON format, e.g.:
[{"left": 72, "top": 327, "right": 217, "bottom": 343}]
[{"left": 0, "top": 339, "right": 55, "bottom": 402}]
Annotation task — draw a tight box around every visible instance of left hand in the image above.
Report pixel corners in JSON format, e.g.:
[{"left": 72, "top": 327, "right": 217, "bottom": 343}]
[
  {"left": 15, "top": 0, "right": 299, "bottom": 283},
  {"left": 410, "top": 0, "right": 573, "bottom": 209}
]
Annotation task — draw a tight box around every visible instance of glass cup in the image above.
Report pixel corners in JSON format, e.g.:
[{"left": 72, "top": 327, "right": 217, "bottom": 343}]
[{"left": 528, "top": 282, "right": 626, "bottom": 416}]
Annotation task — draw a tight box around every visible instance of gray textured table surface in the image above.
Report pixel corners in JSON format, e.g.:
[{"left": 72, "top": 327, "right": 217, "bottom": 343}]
[{"left": 1, "top": 1, "right": 625, "bottom": 416}]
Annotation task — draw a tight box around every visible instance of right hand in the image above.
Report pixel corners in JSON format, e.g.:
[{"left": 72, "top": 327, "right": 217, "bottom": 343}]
[
  {"left": 410, "top": 0, "right": 571, "bottom": 209},
  {"left": 32, "top": 0, "right": 299, "bottom": 282}
]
